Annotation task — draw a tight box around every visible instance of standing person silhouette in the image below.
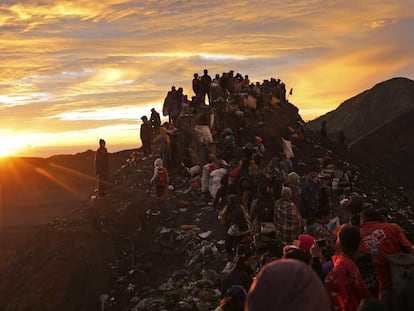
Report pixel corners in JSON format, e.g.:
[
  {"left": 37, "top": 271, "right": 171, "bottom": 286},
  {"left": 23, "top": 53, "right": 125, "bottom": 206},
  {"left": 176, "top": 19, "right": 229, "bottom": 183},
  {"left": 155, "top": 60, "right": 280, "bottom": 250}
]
[
  {"left": 140, "top": 116, "right": 152, "bottom": 157},
  {"left": 94, "top": 139, "right": 109, "bottom": 198},
  {"left": 150, "top": 108, "right": 161, "bottom": 136}
]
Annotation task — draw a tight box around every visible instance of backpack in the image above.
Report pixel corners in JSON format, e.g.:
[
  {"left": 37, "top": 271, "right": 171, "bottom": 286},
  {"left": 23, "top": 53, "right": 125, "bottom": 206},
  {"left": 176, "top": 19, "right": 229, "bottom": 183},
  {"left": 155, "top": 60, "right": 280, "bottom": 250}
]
[
  {"left": 156, "top": 167, "right": 168, "bottom": 187},
  {"left": 257, "top": 196, "right": 275, "bottom": 223}
]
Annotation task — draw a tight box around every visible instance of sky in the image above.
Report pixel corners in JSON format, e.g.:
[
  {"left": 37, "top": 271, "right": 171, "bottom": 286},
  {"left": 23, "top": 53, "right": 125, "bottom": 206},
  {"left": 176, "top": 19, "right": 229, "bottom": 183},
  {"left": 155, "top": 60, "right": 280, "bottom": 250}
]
[{"left": 1, "top": 0, "right": 413, "bottom": 157}]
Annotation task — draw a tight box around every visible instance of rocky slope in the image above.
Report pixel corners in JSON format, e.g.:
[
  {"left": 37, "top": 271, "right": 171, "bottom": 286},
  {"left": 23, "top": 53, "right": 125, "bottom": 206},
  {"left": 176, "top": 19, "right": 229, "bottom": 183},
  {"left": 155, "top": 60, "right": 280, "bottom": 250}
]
[
  {"left": 307, "top": 77, "right": 414, "bottom": 144},
  {"left": 1, "top": 78, "right": 413, "bottom": 310}
]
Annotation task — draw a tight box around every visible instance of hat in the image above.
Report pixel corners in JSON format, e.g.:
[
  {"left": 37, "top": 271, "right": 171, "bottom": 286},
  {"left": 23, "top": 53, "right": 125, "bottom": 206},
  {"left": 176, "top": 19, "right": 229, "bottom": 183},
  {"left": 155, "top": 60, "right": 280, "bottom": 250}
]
[
  {"left": 246, "top": 260, "right": 331, "bottom": 311},
  {"left": 154, "top": 158, "right": 163, "bottom": 167},
  {"left": 298, "top": 234, "right": 316, "bottom": 253},
  {"left": 287, "top": 172, "right": 300, "bottom": 185}
]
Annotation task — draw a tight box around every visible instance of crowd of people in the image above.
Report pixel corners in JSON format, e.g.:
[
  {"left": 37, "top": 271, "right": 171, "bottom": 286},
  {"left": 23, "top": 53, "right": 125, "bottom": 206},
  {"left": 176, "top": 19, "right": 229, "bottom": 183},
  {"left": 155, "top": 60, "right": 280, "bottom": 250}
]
[{"left": 99, "top": 69, "right": 414, "bottom": 310}]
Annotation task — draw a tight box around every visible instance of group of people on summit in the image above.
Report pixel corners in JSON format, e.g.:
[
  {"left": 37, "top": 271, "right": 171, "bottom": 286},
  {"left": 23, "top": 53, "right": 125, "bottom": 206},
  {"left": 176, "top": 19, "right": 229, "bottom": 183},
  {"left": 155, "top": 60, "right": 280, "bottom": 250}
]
[{"left": 95, "top": 69, "right": 413, "bottom": 311}]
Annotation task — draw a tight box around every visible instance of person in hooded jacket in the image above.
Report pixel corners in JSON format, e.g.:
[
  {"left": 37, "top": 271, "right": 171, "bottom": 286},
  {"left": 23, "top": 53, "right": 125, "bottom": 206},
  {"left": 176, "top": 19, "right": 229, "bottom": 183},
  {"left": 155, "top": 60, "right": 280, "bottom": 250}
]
[
  {"left": 150, "top": 158, "right": 169, "bottom": 215},
  {"left": 325, "top": 225, "right": 372, "bottom": 311},
  {"left": 274, "top": 187, "right": 302, "bottom": 244},
  {"left": 246, "top": 259, "right": 331, "bottom": 311},
  {"left": 153, "top": 126, "right": 171, "bottom": 168}
]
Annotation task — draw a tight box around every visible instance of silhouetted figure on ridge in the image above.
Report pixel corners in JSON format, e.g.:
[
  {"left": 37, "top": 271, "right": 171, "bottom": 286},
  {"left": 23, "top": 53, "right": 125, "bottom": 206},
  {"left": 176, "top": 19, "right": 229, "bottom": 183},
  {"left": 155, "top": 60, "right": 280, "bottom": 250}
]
[
  {"left": 94, "top": 138, "right": 109, "bottom": 198},
  {"left": 150, "top": 108, "right": 161, "bottom": 136},
  {"left": 140, "top": 116, "right": 152, "bottom": 157}
]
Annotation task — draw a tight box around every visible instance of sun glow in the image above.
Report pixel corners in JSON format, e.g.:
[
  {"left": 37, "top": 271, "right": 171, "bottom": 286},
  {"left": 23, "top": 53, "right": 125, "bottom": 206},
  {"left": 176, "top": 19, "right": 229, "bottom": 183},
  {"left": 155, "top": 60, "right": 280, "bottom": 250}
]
[{"left": 0, "top": 135, "right": 29, "bottom": 157}]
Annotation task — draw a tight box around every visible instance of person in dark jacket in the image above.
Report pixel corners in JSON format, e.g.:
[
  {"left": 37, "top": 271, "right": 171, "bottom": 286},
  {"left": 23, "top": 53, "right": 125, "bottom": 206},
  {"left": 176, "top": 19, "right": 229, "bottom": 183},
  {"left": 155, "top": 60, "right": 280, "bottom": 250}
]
[
  {"left": 140, "top": 116, "right": 152, "bottom": 157},
  {"left": 94, "top": 138, "right": 109, "bottom": 197},
  {"left": 222, "top": 245, "right": 255, "bottom": 296},
  {"left": 301, "top": 171, "right": 320, "bottom": 222},
  {"left": 149, "top": 108, "right": 161, "bottom": 136}
]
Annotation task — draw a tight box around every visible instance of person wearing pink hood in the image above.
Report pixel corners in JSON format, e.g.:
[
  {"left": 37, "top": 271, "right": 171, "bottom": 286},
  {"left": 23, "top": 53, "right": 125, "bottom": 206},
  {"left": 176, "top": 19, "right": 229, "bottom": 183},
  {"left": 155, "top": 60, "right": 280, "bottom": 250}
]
[
  {"left": 150, "top": 158, "right": 169, "bottom": 215},
  {"left": 246, "top": 259, "right": 331, "bottom": 311}
]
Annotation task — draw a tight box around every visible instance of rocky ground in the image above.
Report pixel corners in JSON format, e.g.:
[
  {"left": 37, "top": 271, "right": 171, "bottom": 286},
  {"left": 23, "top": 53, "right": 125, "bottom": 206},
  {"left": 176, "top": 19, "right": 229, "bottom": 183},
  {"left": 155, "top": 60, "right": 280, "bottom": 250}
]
[{"left": 1, "top": 127, "right": 414, "bottom": 311}]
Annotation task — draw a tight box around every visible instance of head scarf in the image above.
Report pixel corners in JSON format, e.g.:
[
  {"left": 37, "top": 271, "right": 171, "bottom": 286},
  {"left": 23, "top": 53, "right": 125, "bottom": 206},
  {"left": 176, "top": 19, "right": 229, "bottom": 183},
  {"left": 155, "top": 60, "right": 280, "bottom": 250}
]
[{"left": 246, "top": 260, "right": 330, "bottom": 311}]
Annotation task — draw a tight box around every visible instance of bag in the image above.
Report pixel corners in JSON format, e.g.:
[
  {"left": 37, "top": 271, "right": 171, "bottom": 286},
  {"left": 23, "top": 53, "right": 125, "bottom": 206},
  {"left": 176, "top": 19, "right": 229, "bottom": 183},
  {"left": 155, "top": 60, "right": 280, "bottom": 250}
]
[
  {"left": 156, "top": 167, "right": 167, "bottom": 187},
  {"left": 261, "top": 222, "right": 276, "bottom": 234},
  {"left": 257, "top": 197, "right": 275, "bottom": 223}
]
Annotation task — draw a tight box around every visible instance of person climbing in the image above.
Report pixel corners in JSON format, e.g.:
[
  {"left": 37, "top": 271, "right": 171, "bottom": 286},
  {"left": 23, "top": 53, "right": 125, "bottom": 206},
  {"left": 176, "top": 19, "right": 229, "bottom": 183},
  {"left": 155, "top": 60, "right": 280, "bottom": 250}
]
[
  {"left": 250, "top": 182, "right": 275, "bottom": 234},
  {"left": 153, "top": 126, "right": 171, "bottom": 168},
  {"left": 94, "top": 138, "right": 109, "bottom": 198},
  {"left": 150, "top": 158, "right": 169, "bottom": 216}
]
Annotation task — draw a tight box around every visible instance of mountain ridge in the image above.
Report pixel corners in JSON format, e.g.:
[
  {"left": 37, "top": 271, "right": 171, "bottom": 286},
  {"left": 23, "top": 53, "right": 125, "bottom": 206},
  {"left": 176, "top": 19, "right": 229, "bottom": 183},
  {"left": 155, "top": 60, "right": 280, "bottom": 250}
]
[{"left": 307, "top": 77, "right": 414, "bottom": 144}]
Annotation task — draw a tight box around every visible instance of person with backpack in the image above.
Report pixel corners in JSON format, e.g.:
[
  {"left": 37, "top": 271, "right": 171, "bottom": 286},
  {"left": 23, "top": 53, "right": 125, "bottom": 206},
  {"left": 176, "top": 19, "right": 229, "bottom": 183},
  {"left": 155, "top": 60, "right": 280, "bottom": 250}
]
[
  {"left": 153, "top": 126, "right": 171, "bottom": 168},
  {"left": 150, "top": 158, "right": 169, "bottom": 215},
  {"left": 250, "top": 183, "right": 275, "bottom": 234},
  {"left": 359, "top": 208, "right": 413, "bottom": 300}
]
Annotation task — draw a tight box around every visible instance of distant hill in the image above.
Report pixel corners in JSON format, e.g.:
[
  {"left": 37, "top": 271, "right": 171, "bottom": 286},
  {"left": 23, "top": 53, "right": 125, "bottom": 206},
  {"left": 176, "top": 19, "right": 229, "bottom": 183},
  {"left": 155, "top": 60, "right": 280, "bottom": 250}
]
[{"left": 307, "top": 77, "right": 414, "bottom": 144}]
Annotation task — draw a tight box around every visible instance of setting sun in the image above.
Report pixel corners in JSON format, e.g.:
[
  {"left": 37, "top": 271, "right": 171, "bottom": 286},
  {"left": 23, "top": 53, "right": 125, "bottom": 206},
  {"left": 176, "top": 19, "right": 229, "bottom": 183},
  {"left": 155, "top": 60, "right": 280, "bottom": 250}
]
[{"left": 0, "top": 136, "right": 28, "bottom": 157}]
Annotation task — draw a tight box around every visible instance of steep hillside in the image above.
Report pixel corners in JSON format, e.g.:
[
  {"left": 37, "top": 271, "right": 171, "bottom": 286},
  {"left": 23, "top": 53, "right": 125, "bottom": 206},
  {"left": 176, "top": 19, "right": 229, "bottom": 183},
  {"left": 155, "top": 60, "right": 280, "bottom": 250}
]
[
  {"left": 350, "top": 108, "right": 414, "bottom": 198},
  {"left": 307, "top": 77, "right": 414, "bottom": 144}
]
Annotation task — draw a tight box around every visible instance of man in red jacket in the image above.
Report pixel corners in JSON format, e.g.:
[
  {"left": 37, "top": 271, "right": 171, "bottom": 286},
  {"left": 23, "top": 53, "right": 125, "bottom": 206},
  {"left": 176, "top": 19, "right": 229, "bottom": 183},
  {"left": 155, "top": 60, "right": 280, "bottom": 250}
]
[{"left": 359, "top": 208, "right": 413, "bottom": 299}]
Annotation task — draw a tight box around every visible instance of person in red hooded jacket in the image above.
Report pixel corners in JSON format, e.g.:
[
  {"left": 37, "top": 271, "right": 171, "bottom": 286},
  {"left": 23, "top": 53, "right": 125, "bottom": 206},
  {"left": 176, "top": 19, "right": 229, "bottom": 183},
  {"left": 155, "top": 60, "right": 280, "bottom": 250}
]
[
  {"left": 359, "top": 208, "right": 412, "bottom": 299},
  {"left": 325, "top": 224, "right": 372, "bottom": 311}
]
